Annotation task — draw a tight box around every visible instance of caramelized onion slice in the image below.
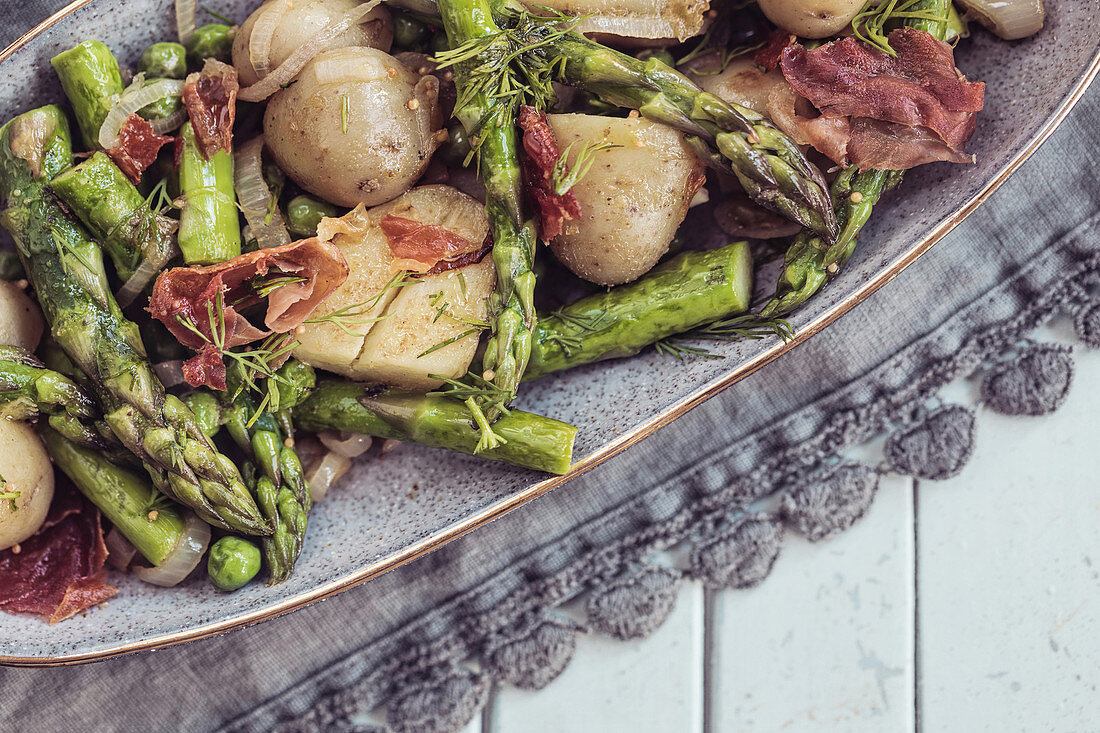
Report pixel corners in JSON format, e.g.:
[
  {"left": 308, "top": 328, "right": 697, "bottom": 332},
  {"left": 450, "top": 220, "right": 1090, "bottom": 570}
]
[{"left": 132, "top": 511, "right": 210, "bottom": 587}]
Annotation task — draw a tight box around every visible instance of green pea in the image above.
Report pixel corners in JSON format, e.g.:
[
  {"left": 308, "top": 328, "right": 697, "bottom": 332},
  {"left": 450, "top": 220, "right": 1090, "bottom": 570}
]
[
  {"left": 286, "top": 195, "right": 338, "bottom": 238},
  {"left": 187, "top": 23, "right": 235, "bottom": 68},
  {"left": 137, "top": 42, "right": 188, "bottom": 79},
  {"left": 207, "top": 536, "right": 262, "bottom": 591},
  {"left": 438, "top": 124, "right": 471, "bottom": 167},
  {"left": 393, "top": 14, "right": 430, "bottom": 50}
]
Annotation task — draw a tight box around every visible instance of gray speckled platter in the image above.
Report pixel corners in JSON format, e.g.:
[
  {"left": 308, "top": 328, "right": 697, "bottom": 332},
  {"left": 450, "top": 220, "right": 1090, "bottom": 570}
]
[{"left": 2, "top": 0, "right": 1098, "bottom": 665}]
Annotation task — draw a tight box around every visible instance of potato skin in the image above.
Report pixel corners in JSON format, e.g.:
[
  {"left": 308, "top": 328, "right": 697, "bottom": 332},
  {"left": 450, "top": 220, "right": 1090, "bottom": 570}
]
[
  {"left": 0, "top": 420, "right": 54, "bottom": 551},
  {"left": 0, "top": 280, "right": 44, "bottom": 351},
  {"left": 264, "top": 47, "right": 442, "bottom": 208},
  {"left": 292, "top": 185, "right": 493, "bottom": 387},
  {"left": 757, "top": 0, "right": 865, "bottom": 39},
  {"left": 546, "top": 114, "right": 704, "bottom": 286},
  {"left": 232, "top": 0, "right": 393, "bottom": 86}
]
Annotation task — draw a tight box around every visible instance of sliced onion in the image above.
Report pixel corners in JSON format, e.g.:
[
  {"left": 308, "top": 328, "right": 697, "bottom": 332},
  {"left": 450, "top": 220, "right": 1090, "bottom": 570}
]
[
  {"left": 304, "top": 451, "right": 351, "bottom": 502},
  {"left": 132, "top": 511, "right": 210, "bottom": 587},
  {"left": 234, "top": 136, "right": 291, "bottom": 250},
  {"left": 956, "top": 0, "right": 1044, "bottom": 40},
  {"left": 148, "top": 106, "right": 189, "bottom": 136},
  {"left": 98, "top": 78, "right": 185, "bottom": 150},
  {"left": 237, "top": 0, "right": 383, "bottom": 103},
  {"left": 153, "top": 360, "right": 187, "bottom": 388},
  {"left": 318, "top": 430, "right": 373, "bottom": 458},
  {"left": 176, "top": 0, "right": 197, "bottom": 44},
  {"left": 380, "top": 438, "right": 402, "bottom": 455},
  {"left": 689, "top": 186, "right": 709, "bottom": 208},
  {"left": 105, "top": 527, "right": 138, "bottom": 571},
  {"left": 115, "top": 214, "right": 180, "bottom": 308},
  {"left": 248, "top": 0, "right": 292, "bottom": 81}
]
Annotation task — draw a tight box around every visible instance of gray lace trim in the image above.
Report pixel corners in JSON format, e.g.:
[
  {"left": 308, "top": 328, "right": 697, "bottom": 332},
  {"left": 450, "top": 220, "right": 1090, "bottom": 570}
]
[{"left": 226, "top": 216, "right": 1100, "bottom": 733}]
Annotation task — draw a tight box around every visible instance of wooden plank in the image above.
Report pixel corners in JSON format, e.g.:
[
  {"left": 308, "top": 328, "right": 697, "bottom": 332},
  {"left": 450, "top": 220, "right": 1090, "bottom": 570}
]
[
  {"left": 707, "top": 474, "right": 916, "bottom": 732},
  {"left": 487, "top": 580, "right": 704, "bottom": 733},
  {"left": 917, "top": 338, "right": 1100, "bottom": 732}
]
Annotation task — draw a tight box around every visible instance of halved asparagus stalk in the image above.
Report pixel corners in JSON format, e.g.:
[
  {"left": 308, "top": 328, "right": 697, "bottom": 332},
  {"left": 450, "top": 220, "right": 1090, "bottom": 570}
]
[
  {"left": 294, "top": 385, "right": 577, "bottom": 475},
  {"left": 0, "top": 105, "right": 267, "bottom": 535},
  {"left": 50, "top": 151, "right": 175, "bottom": 283},
  {"left": 41, "top": 426, "right": 188, "bottom": 567},
  {"left": 178, "top": 121, "right": 240, "bottom": 265},
  {"left": 50, "top": 40, "right": 124, "bottom": 150},
  {"left": 525, "top": 241, "right": 754, "bottom": 380}
]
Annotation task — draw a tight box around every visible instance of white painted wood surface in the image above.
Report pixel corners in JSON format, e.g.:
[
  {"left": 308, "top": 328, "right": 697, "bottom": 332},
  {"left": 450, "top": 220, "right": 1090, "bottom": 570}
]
[{"left": 472, "top": 332, "right": 1100, "bottom": 733}]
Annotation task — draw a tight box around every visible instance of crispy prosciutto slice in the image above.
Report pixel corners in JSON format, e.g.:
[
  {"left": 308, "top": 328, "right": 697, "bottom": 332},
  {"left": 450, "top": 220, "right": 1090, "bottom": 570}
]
[
  {"left": 0, "top": 486, "right": 117, "bottom": 624},
  {"left": 518, "top": 105, "right": 581, "bottom": 241},
  {"left": 779, "top": 27, "right": 984, "bottom": 169},
  {"left": 106, "top": 114, "right": 173, "bottom": 184},
  {"left": 379, "top": 215, "right": 490, "bottom": 274},
  {"left": 182, "top": 59, "right": 239, "bottom": 159},
  {"left": 149, "top": 238, "right": 349, "bottom": 389}
]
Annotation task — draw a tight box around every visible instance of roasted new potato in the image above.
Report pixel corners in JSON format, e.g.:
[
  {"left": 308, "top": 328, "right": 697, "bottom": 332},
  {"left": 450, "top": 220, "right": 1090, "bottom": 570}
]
[
  {"left": 757, "top": 0, "right": 866, "bottom": 39},
  {"left": 232, "top": 0, "right": 393, "bottom": 86},
  {"left": 0, "top": 420, "right": 54, "bottom": 551},
  {"left": 293, "top": 185, "right": 494, "bottom": 389},
  {"left": 0, "top": 279, "right": 44, "bottom": 351},
  {"left": 546, "top": 114, "right": 704, "bottom": 286},
  {"left": 264, "top": 47, "right": 443, "bottom": 208}
]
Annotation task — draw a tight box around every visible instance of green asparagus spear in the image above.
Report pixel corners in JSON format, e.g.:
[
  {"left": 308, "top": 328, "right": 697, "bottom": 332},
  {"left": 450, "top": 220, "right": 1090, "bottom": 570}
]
[
  {"left": 0, "top": 106, "right": 267, "bottom": 534},
  {"left": 759, "top": 1, "right": 951, "bottom": 318},
  {"left": 503, "top": 8, "right": 836, "bottom": 240},
  {"left": 525, "top": 241, "right": 754, "bottom": 380},
  {"left": 759, "top": 168, "right": 894, "bottom": 318},
  {"left": 294, "top": 383, "right": 577, "bottom": 475},
  {"left": 50, "top": 40, "right": 124, "bottom": 150},
  {"left": 0, "top": 344, "right": 109, "bottom": 453},
  {"left": 40, "top": 426, "right": 188, "bottom": 566},
  {"left": 437, "top": 0, "right": 541, "bottom": 443},
  {"left": 50, "top": 151, "right": 176, "bottom": 283},
  {"left": 220, "top": 361, "right": 312, "bottom": 585},
  {"left": 178, "top": 122, "right": 240, "bottom": 264},
  {"left": 138, "top": 42, "right": 189, "bottom": 79}
]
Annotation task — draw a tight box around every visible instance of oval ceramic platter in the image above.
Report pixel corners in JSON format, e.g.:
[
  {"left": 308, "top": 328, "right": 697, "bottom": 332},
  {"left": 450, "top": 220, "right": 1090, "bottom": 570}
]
[{"left": 2, "top": 0, "right": 1099, "bottom": 665}]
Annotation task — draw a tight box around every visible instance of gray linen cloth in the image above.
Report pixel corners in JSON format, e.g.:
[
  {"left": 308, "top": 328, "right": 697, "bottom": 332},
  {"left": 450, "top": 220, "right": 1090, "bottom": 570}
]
[{"left": 3, "top": 2, "right": 1100, "bottom": 731}]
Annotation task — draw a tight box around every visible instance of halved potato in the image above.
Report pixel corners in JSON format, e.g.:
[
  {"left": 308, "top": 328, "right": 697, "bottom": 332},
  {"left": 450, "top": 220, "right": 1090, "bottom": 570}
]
[
  {"left": 292, "top": 185, "right": 494, "bottom": 388},
  {"left": 0, "top": 279, "right": 44, "bottom": 350},
  {"left": 546, "top": 114, "right": 704, "bottom": 286},
  {"left": 0, "top": 420, "right": 54, "bottom": 551},
  {"left": 354, "top": 258, "right": 494, "bottom": 390}
]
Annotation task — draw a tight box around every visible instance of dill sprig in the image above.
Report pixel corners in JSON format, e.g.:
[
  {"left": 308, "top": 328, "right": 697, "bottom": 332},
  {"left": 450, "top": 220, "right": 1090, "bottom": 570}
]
[
  {"left": 303, "top": 271, "right": 412, "bottom": 336},
  {"left": 551, "top": 141, "right": 619, "bottom": 195},
  {"left": 174, "top": 290, "right": 300, "bottom": 419},
  {"left": 251, "top": 272, "right": 308, "bottom": 299},
  {"left": 651, "top": 313, "right": 794, "bottom": 361},
  {"left": 851, "top": 0, "right": 950, "bottom": 56},
  {"left": 432, "top": 8, "right": 585, "bottom": 159},
  {"left": 428, "top": 373, "right": 513, "bottom": 451},
  {"left": 0, "top": 472, "right": 17, "bottom": 512}
]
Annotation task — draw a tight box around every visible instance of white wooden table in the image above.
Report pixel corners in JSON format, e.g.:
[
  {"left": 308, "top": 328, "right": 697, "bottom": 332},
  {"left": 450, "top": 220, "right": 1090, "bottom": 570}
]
[{"left": 455, "top": 322, "right": 1098, "bottom": 733}]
